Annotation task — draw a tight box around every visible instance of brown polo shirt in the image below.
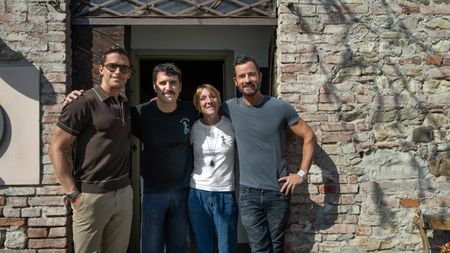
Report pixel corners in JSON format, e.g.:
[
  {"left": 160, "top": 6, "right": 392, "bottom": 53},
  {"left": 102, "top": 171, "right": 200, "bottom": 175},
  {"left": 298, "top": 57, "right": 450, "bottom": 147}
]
[{"left": 57, "top": 85, "right": 131, "bottom": 193}]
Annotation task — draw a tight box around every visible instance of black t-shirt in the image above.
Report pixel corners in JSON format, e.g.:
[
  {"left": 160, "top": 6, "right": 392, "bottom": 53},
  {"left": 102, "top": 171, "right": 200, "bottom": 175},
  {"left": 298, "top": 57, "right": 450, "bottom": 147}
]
[{"left": 131, "top": 100, "right": 198, "bottom": 192}]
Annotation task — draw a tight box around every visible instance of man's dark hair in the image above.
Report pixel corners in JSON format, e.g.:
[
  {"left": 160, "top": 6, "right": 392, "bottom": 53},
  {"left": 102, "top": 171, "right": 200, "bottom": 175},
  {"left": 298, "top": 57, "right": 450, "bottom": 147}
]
[
  {"left": 152, "top": 63, "right": 182, "bottom": 84},
  {"left": 233, "top": 55, "right": 260, "bottom": 75},
  {"left": 100, "top": 46, "right": 130, "bottom": 65}
]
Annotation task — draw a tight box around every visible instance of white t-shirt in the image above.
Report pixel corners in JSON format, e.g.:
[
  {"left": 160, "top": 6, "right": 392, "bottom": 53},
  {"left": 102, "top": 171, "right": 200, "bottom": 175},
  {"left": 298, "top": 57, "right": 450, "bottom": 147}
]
[{"left": 190, "top": 116, "right": 235, "bottom": 191}]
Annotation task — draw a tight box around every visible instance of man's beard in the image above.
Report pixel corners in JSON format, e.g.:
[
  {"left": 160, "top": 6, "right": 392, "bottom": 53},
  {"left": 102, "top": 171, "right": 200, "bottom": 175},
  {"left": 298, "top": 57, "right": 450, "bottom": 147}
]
[{"left": 240, "top": 83, "right": 258, "bottom": 96}]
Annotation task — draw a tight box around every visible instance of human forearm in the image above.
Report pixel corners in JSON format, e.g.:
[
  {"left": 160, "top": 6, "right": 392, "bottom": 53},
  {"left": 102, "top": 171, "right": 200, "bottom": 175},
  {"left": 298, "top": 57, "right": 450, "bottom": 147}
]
[
  {"left": 299, "top": 132, "right": 316, "bottom": 173},
  {"left": 290, "top": 119, "right": 317, "bottom": 174},
  {"left": 49, "top": 150, "right": 77, "bottom": 193},
  {"left": 49, "top": 126, "right": 78, "bottom": 193}
]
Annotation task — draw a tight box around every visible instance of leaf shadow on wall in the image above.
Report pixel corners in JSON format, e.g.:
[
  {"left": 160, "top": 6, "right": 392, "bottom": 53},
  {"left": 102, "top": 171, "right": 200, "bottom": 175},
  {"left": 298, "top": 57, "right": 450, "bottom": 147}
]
[
  {"left": 284, "top": 0, "right": 450, "bottom": 251},
  {"left": 286, "top": 145, "right": 340, "bottom": 253}
]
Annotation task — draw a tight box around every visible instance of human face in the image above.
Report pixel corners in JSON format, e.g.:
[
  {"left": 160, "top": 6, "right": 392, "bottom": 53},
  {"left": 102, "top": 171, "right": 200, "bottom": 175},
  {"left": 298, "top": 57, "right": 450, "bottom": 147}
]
[
  {"left": 198, "top": 88, "right": 219, "bottom": 117},
  {"left": 233, "top": 61, "right": 262, "bottom": 97},
  {"left": 153, "top": 71, "right": 181, "bottom": 104},
  {"left": 99, "top": 53, "right": 131, "bottom": 92}
]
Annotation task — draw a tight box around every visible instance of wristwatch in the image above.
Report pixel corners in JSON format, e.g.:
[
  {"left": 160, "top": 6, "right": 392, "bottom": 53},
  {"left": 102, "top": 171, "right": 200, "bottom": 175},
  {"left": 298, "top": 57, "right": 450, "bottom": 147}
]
[
  {"left": 64, "top": 190, "right": 80, "bottom": 203},
  {"left": 297, "top": 169, "right": 306, "bottom": 178}
]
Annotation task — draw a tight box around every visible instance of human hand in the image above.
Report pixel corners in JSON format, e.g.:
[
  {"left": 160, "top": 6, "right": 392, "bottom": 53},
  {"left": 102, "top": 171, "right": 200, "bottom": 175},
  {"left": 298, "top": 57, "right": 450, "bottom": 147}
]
[
  {"left": 63, "top": 90, "right": 85, "bottom": 106},
  {"left": 278, "top": 173, "right": 304, "bottom": 195},
  {"left": 70, "top": 192, "right": 83, "bottom": 211}
]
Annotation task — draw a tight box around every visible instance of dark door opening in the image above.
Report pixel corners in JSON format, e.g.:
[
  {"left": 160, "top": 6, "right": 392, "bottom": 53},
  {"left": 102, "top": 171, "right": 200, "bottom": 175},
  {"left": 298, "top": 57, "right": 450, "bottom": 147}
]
[{"left": 139, "top": 59, "right": 224, "bottom": 103}]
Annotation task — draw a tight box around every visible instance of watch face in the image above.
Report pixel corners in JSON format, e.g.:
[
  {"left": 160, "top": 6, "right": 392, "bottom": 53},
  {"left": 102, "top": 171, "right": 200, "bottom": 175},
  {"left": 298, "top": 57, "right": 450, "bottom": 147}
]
[{"left": 297, "top": 170, "right": 305, "bottom": 177}]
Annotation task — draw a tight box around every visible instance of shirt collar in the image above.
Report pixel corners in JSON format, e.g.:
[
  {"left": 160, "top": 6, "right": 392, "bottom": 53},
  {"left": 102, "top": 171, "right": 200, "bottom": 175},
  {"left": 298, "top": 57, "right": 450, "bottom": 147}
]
[{"left": 93, "top": 85, "right": 128, "bottom": 103}]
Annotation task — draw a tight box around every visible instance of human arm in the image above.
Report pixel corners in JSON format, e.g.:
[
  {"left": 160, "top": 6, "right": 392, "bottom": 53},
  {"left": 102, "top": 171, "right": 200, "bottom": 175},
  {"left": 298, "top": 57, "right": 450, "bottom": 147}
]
[
  {"left": 279, "top": 119, "right": 317, "bottom": 195},
  {"left": 130, "top": 105, "right": 142, "bottom": 140},
  {"left": 48, "top": 126, "right": 82, "bottom": 207}
]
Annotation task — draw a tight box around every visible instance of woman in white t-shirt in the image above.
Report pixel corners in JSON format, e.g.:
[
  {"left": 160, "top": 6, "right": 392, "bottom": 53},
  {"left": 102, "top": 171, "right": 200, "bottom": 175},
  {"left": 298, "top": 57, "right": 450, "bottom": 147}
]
[{"left": 189, "top": 84, "right": 237, "bottom": 253}]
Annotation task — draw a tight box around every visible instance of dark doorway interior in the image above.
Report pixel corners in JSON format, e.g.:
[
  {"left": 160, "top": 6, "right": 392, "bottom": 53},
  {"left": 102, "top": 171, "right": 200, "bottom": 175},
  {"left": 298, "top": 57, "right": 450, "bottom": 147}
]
[{"left": 139, "top": 59, "right": 224, "bottom": 103}]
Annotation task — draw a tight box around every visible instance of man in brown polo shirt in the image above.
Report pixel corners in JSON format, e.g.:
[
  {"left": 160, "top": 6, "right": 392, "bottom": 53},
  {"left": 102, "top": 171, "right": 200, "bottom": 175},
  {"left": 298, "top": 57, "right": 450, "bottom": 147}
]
[{"left": 49, "top": 47, "right": 133, "bottom": 253}]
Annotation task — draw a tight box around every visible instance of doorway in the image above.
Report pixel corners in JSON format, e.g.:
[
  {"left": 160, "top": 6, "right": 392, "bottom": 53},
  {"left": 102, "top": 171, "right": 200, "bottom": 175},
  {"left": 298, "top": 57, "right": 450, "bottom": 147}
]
[
  {"left": 139, "top": 59, "right": 224, "bottom": 102},
  {"left": 130, "top": 50, "right": 235, "bottom": 105},
  {"left": 131, "top": 51, "right": 251, "bottom": 253}
]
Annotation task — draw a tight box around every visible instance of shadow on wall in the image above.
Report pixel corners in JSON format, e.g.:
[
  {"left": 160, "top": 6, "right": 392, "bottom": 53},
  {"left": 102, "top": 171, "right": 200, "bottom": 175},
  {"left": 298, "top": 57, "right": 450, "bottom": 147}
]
[
  {"left": 286, "top": 145, "right": 340, "bottom": 253},
  {"left": 0, "top": 104, "right": 11, "bottom": 158},
  {"left": 283, "top": 0, "right": 450, "bottom": 250},
  {"left": 0, "top": 38, "right": 56, "bottom": 185}
]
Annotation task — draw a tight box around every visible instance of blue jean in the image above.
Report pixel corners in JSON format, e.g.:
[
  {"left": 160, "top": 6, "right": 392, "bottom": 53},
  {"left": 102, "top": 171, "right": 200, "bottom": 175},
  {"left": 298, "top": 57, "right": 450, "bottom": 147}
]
[
  {"left": 188, "top": 188, "right": 238, "bottom": 253},
  {"left": 239, "top": 186, "right": 291, "bottom": 253},
  {"left": 141, "top": 189, "right": 190, "bottom": 253}
]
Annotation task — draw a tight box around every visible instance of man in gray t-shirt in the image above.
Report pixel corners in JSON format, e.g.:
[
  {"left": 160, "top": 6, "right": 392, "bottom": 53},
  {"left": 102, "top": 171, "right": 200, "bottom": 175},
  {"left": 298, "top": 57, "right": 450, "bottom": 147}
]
[{"left": 222, "top": 55, "right": 317, "bottom": 253}]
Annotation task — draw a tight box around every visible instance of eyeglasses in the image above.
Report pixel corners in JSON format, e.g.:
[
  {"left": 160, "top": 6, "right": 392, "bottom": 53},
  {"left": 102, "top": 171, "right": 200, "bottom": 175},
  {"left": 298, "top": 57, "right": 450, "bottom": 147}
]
[{"left": 103, "top": 63, "right": 132, "bottom": 74}]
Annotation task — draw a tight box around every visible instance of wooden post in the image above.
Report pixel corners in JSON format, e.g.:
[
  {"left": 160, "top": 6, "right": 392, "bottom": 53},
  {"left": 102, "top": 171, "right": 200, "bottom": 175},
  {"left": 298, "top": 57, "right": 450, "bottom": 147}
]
[{"left": 413, "top": 208, "right": 430, "bottom": 253}]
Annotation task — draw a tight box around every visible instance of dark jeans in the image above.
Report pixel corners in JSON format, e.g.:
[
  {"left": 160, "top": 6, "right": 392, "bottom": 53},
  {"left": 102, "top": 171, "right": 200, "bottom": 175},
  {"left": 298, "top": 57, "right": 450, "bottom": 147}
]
[
  {"left": 188, "top": 188, "right": 238, "bottom": 253},
  {"left": 239, "top": 186, "right": 291, "bottom": 253},
  {"left": 141, "top": 189, "right": 190, "bottom": 253}
]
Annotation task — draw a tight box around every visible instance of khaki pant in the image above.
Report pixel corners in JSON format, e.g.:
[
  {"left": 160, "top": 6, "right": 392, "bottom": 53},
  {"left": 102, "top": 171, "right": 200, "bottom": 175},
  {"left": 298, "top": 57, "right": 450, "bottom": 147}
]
[{"left": 73, "top": 185, "right": 133, "bottom": 253}]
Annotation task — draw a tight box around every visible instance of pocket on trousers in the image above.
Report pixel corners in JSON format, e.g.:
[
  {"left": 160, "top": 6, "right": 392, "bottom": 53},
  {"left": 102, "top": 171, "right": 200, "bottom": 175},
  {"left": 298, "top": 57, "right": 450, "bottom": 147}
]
[
  {"left": 274, "top": 190, "right": 291, "bottom": 200},
  {"left": 239, "top": 187, "right": 251, "bottom": 198},
  {"left": 72, "top": 193, "right": 87, "bottom": 215}
]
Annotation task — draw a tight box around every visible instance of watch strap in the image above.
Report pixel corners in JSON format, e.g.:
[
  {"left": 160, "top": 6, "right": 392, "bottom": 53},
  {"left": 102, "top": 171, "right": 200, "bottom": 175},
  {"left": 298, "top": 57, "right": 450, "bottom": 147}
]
[{"left": 64, "top": 190, "right": 80, "bottom": 202}]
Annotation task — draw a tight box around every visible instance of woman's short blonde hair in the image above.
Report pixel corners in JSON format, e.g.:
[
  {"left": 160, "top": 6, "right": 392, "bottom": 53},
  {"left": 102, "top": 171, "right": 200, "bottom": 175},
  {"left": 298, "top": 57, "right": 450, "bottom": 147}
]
[{"left": 192, "top": 84, "right": 222, "bottom": 112}]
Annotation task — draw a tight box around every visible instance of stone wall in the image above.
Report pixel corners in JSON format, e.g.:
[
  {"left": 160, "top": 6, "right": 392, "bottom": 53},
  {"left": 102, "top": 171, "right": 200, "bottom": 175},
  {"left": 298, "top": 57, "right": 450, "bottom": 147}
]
[
  {"left": 277, "top": 0, "right": 450, "bottom": 252},
  {"left": 0, "top": 0, "right": 70, "bottom": 252},
  {"left": 1, "top": 0, "right": 450, "bottom": 252}
]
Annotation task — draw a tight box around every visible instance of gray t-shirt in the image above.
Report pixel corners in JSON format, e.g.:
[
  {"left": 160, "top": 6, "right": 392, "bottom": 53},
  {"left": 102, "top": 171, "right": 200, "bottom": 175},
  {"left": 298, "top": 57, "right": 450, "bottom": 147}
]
[{"left": 222, "top": 95, "right": 300, "bottom": 191}]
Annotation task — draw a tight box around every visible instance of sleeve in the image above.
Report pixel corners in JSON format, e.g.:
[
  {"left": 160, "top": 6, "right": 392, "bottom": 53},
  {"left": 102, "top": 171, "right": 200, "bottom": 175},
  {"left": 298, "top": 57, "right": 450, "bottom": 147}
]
[
  {"left": 283, "top": 100, "right": 301, "bottom": 126},
  {"left": 130, "top": 105, "right": 142, "bottom": 141},
  {"left": 190, "top": 122, "right": 196, "bottom": 145},
  {"left": 220, "top": 102, "right": 230, "bottom": 117},
  {"left": 56, "top": 98, "right": 91, "bottom": 136}
]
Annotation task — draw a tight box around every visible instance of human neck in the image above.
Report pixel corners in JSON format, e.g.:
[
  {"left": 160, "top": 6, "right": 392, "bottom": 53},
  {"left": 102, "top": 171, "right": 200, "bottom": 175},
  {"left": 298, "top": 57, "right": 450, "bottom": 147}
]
[
  {"left": 202, "top": 114, "right": 221, "bottom": 125},
  {"left": 243, "top": 92, "right": 263, "bottom": 106},
  {"left": 100, "top": 84, "right": 120, "bottom": 98},
  {"left": 156, "top": 99, "right": 177, "bottom": 113}
]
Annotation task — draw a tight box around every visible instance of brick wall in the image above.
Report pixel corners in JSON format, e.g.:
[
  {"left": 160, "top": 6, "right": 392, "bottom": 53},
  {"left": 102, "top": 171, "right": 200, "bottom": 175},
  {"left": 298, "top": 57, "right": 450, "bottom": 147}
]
[
  {"left": 277, "top": 0, "right": 450, "bottom": 252},
  {"left": 0, "top": 0, "right": 70, "bottom": 252},
  {"left": 1, "top": 0, "right": 450, "bottom": 252}
]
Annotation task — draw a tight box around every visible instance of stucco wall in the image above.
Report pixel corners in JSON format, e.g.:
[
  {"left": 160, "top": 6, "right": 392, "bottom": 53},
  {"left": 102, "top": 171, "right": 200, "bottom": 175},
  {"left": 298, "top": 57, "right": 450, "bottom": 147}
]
[{"left": 131, "top": 26, "right": 274, "bottom": 68}]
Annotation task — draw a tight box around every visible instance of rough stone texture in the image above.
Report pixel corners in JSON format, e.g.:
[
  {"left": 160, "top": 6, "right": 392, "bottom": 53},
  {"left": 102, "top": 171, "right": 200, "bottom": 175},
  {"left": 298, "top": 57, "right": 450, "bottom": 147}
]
[
  {"left": 278, "top": 0, "right": 450, "bottom": 252},
  {"left": 4, "top": 229, "right": 26, "bottom": 249},
  {"left": 1, "top": 0, "right": 450, "bottom": 252}
]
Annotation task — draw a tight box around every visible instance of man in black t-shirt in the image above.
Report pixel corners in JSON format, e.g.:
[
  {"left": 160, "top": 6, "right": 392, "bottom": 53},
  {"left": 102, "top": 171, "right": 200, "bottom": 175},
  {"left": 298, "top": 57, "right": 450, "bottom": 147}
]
[{"left": 131, "top": 63, "right": 197, "bottom": 252}]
